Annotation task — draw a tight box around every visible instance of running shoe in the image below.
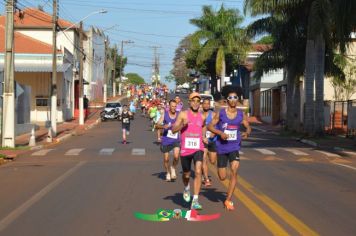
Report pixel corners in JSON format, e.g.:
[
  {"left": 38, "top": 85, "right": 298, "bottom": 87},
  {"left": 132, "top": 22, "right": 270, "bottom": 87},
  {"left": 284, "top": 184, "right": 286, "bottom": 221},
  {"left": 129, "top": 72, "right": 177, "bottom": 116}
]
[
  {"left": 166, "top": 173, "right": 171, "bottom": 182},
  {"left": 183, "top": 189, "right": 191, "bottom": 202},
  {"left": 224, "top": 200, "right": 235, "bottom": 211},
  {"left": 170, "top": 167, "right": 177, "bottom": 180},
  {"left": 191, "top": 199, "right": 203, "bottom": 210}
]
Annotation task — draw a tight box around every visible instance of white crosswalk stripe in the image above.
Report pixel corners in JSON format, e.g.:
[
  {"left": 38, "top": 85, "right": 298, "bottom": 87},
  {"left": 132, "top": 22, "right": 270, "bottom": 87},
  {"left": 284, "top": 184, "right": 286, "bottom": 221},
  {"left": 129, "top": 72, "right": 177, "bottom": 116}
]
[
  {"left": 283, "top": 148, "right": 309, "bottom": 156},
  {"left": 65, "top": 149, "right": 84, "bottom": 156},
  {"left": 99, "top": 148, "right": 115, "bottom": 156},
  {"left": 132, "top": 148, "right": 146, "bottom": 156},
  {"left": 254, "top": 148, "right": 276, "bottom": 155},
  {"left": 32, "top": 149, "right": 54, "bottom": 156},
  {"left": 315, "top": 150, "right": 341, "bottom": 158}
]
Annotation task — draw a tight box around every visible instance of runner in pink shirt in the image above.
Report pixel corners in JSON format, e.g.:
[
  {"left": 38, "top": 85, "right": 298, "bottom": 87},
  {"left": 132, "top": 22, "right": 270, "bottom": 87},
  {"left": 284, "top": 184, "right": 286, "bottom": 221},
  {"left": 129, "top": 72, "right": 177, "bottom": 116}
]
[{"left": 172, "top": 92, "right": 207, "bottom": 210}]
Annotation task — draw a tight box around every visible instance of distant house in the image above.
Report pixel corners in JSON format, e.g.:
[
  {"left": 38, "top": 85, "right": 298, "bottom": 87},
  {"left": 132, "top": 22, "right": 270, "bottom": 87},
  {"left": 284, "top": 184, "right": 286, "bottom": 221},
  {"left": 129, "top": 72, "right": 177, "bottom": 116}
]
[{"left": 0, "top": 25, "right": 73, "bottom": 135}]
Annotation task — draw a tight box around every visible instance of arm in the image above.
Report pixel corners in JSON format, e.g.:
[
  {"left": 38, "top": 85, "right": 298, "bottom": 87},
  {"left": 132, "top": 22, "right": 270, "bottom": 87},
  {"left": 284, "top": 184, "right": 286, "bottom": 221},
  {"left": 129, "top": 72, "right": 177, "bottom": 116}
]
[
  {"left": 207, "top": 112, "right": 228, "bottom": 140},
  {"left": 154, "top": 112, "right": 167, "bottom": 129},
  {"left": 202, "top": 113, "right": 208, "bottom": 144},
  {"left": 241, "top": 112, "right": 251, "bottom": 139},
  {"left": 171, "top": 111, "right": 187, "bottom": 134}
]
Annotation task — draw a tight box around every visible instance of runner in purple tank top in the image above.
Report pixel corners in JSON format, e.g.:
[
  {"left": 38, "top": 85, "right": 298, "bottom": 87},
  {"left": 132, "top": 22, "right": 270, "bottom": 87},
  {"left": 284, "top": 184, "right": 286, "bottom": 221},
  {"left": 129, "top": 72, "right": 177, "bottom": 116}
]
[
  {"left": 208, "top": 86, "right": 251, "bottom": 211},
  {"left": 172, "top": 92, "right": 208, "bottom": 210},
  {"left": 155, "top": 100, "right": 180, "bottom": 182}
]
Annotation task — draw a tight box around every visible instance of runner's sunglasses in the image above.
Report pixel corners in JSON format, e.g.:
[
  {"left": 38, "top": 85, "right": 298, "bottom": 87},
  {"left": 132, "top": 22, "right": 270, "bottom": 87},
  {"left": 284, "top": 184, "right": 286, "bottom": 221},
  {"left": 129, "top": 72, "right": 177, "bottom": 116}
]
[{"left": 227, "top": 96, "right": 239, "bottom": 100}]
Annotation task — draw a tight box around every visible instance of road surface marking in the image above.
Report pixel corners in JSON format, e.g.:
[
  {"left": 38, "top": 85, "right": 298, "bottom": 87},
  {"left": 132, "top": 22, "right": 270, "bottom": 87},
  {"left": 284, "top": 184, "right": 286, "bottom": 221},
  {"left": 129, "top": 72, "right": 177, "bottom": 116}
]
[
  {"left": 132, "top": 148, "right": 146, "bottom": 156},
  {"left": 343, "top": 151, "right": 356, "bottom": 156},
  {"left": 263, "top": 156, "right": 283, "bottom": 161},
  {"left": 333, "top": 163, "right": 356, "bottom": 171},
  {"left": 99, "top": 148, "right": 115, "bottom": 156},
  {"left": 254, "top": 148, "right": 276, "bottom": 155},
  {"left": 65, "top": 148, "right": 84, "bottom": 156},
  {"left": 252, "top": 127, "right": 267, "bottom": 132},
  {"left": 283, "top": 148, "right": 309, "bottom": 156},
  {"left": 0, "top": 161, "right": 86, "bottom": 232},
  {"left": 208, "top": 164, "right": 289, "bottom": 236},
  {"left": 297, "top": 157, "right": 313, "bottom": 162},
  {"left": 31, "top": 149, "right": 54, "bottom": 156},
  {"left": 315, "top": 150, "right": 341, "bottom": 158},
  {"left": 239, "top": 177, "right": 319, "bottom": 236}
]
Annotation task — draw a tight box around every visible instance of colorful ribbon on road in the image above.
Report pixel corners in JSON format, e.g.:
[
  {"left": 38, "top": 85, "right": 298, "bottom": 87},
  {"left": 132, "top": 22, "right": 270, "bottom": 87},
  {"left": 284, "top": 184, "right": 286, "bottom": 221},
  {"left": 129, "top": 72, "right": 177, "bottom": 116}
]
[{"left": 134, "top": 209, "right": 220, "bottom": 222}]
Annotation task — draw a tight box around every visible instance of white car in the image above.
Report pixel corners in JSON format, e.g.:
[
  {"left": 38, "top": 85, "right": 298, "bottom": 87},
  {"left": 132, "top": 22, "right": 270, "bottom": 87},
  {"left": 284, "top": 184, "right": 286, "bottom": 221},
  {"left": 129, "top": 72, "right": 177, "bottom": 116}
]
[{"left": 200, "top": 94, "right": 215, "bottom": 110}]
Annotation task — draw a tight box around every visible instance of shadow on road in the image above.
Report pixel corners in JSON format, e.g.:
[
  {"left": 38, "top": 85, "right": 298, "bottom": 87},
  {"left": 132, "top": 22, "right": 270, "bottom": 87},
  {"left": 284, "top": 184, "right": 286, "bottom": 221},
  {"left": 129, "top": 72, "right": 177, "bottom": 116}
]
[
  {"left": 163, "top": 193, "right": 191, "bottom": 209},
  {"left": 200, "top": 188, "right": 226, "bottom": 203}
]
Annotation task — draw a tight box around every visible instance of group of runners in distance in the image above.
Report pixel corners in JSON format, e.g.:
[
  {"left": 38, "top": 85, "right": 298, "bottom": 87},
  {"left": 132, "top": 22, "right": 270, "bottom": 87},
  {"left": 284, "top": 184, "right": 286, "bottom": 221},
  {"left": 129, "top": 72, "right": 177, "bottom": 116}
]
[{"left": 122, "top": 84, "right": 251, "bottom": 211}]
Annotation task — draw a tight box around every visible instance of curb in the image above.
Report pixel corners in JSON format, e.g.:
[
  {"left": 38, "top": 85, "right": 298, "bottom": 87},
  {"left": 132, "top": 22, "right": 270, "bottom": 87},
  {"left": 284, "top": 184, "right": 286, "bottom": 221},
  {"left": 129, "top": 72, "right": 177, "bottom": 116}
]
[{"left": 300, "top": 139, "right": 318, "bottom": 147}]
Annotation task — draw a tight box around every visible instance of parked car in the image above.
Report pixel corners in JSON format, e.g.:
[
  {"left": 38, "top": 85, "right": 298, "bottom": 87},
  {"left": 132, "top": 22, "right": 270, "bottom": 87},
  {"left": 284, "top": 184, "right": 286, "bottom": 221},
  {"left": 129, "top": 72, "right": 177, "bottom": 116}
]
[
  {"left": 101, "top": 102, "right": 122, "bottom": 121},
  {"left": 200, "top": 94, "right": 215, "bottom": 110},
  {"left": 175, "top": 88, "right": 181, "bottom": 94},
  {"left": 181, "top": 88, "right": 189, "bottom": 94}
]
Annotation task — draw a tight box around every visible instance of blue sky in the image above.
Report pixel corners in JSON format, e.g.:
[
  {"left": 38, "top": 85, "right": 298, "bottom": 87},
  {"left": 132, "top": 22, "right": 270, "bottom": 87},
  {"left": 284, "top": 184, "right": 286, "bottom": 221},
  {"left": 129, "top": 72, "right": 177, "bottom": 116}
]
[{"left": 2, "top": 0, "right": 255, "bottom": 89}]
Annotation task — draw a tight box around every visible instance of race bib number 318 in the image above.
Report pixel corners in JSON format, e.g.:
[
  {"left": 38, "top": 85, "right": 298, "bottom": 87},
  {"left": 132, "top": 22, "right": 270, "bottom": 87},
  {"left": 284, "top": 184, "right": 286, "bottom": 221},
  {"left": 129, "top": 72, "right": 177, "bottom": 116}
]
[{"left": 184, "top": 138, "right": 200, "bottom": 149}]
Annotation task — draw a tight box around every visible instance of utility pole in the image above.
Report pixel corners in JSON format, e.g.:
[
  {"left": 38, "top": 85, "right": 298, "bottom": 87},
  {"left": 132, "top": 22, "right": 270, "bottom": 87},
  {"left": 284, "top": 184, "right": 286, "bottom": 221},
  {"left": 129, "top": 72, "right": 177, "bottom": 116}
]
[
  {"left": 2, "top": 0, "right": 16, "bottom": 147},
  {"left": 119, "top": 40, "right": 133, "bottom": 96},
  {"left": 119, "top": 40, "right": 124, "bottom": 96},
  {"left": 79, "top": 21, "right": 84, "bottom": 125},
  {"left": 151, "top": 46, "right": 160, "bottom": 88},
  {"left": 47, "top": 0, "right": 58, "bottom": 142},
  {"left": 103, "top": 37, "right": 108, "bottom": 103},
  {"left": 113, "top": 44, "right": 117, "bottom": 97}
]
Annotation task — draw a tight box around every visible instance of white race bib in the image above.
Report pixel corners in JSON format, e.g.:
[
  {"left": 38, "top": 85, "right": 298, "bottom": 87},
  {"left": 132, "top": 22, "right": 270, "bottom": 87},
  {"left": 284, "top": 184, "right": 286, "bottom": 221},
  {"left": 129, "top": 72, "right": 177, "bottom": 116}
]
[
  {"left": 206, "top": 131, "right": 212, "bottom": 139},
  {"left": 167, "top": 130, "right": 178, "bottom": 139},
  {"left": 224, "top": 130, "right": 237, "bottom": 141},
  {"left": 184, "top": 138, "right": 200, "bottom": 149},
  {"left": 123, "top": 118, "right": 130, "bottom": 124}
]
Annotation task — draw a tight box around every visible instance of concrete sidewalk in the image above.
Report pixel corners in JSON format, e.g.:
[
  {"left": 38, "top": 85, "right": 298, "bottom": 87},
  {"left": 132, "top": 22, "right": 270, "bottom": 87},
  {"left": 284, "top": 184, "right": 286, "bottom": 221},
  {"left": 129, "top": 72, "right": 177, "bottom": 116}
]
[
  {"left": 248, "top": 116, "right": 356, "bottom": 153},
  {"left": 0, "top": 96, "right": 125, "bottom": 160}
]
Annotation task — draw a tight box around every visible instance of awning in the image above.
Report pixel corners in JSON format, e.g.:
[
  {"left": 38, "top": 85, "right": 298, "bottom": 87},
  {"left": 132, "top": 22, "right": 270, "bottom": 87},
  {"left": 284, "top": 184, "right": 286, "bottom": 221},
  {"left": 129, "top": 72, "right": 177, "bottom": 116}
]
[{"left": 0, "top": 63, "right": 72, "bottom": 73}]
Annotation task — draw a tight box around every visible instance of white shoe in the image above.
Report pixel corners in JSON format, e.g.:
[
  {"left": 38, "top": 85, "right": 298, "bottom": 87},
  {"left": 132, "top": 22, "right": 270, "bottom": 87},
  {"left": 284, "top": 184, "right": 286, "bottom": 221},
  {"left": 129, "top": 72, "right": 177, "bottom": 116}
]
[
  {"left": 170, "top": 167, "right": 177, "bottom": 180},
  {"left": 166, "top": 173, "right": 171, "bottom": 182}
]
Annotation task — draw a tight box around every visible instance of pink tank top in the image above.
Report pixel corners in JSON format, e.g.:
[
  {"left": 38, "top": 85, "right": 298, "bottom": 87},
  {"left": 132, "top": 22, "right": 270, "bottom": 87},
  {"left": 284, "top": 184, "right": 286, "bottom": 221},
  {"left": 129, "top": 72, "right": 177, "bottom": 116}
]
[{"left": 180, "top": 110, "right": 204, "bottom": 157}]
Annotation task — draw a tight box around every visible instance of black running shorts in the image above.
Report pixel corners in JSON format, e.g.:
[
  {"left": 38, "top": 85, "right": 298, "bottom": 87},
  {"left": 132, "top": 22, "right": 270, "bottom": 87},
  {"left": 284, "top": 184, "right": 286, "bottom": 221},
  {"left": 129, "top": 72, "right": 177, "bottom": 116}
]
[
  {"left": 160, "top": 142, "right": 180, "bottom": 153},
  {"left": 181, "top": 151, "right": 204, "bottom": 173},
  {"left": 217, "top": 151, "right": 240, "bottom": 168}
]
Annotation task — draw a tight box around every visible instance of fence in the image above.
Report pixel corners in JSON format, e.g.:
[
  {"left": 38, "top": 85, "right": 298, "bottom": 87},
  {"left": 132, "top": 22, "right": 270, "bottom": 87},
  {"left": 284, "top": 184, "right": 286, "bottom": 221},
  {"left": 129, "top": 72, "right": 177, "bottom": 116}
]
[{"left": 324, "top": 100, "right": 356, "bottom": 136}]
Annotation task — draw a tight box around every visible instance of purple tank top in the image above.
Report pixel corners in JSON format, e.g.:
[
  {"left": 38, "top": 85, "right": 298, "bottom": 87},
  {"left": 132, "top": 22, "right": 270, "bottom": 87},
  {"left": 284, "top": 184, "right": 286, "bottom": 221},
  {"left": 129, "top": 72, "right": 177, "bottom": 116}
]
[
  {"left": 216, "top": 109, "right": 243, "bottom": 154},
  {"left": 162, "top": 111, "right": 180, "bottom": 145}
]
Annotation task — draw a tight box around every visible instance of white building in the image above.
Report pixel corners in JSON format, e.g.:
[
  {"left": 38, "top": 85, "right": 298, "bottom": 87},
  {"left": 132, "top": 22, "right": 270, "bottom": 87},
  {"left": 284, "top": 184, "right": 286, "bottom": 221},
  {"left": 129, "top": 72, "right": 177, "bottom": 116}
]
[
  {"left": 83, "top": 27, "right": 106, "bottom": 102},
  {"left": 0, "top": 26, "right": 73, "bottom": 135}
]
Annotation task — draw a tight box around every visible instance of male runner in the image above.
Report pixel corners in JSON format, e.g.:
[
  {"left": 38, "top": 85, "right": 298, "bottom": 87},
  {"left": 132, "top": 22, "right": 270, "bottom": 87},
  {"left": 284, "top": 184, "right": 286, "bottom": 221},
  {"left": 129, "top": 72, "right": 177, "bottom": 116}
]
[
  {"left": 172, "top": 92, "right": 206, "bottom": 210},
  {"left": 155, "top": 100, "right": 180, "bottom": 182},
  {"left": 208, "top": 86, "right": 251, "bottom": 210},
  {"left": 201, "top": 98, "right": 217, "bottom": 187},
  {"left": 121, "top": 105, "right": 133, "bottom": 144}
]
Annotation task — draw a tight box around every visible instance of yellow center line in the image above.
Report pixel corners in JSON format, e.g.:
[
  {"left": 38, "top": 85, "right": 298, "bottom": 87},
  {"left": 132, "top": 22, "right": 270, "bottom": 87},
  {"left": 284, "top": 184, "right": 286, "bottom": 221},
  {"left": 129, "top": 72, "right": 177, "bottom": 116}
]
[
  {"left": 209, "top": 164, "right": 290, "bottom": 236},
  {"left": 239, "top": 177, "right": 319, "bottom": 236}
]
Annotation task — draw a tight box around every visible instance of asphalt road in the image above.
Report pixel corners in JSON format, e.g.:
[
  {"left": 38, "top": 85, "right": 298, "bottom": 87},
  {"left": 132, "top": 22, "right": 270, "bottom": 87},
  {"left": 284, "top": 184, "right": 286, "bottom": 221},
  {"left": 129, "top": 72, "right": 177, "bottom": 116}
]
[{"left": 0, "top": 95, "right": 355, "bottom": 236}]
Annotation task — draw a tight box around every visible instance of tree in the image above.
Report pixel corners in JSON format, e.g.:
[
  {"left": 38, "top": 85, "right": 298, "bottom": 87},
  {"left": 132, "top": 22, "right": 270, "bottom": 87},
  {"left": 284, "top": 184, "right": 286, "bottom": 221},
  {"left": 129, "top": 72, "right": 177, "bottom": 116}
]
[
  {"left": 125, "top": 73, "right": 145, "bottom": 85},
  {"left": 110, "top": 47, "right": 127, "bottom": 78},
  {"left": 256, "top": 35, "right": 274, "bottom": 44},
  {"left": 171, "top": 36, "right": 192, "bottom": 85},
  {"left": 244, "top": 0, "right": 356, "bottom": 136},
  {"left": 190, "top": 5, "right": 250, "bottom": 91},
  {"left": 332, "top": 56, "right": 356, "bottom": 100}
]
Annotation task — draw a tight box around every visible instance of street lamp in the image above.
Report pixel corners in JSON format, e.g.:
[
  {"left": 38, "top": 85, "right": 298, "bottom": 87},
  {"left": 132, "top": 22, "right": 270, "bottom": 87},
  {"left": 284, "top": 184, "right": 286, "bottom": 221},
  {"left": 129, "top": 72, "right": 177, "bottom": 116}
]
[{"left": 61, "top": 9, "right": 108, "bottom": 33}]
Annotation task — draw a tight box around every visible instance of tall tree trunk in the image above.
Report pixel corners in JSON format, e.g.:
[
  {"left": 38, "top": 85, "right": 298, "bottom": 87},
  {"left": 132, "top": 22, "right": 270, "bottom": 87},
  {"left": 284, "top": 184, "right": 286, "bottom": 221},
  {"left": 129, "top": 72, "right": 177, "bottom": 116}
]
[
  {"left": 304, "top": 39, "right": 316, "bottom": 136},
  {"left": 314, "top": 34, "right": 326, "bottom": 135},
  {"left": 219, "top": 57, "right": 226, "bottom": 91},
  {"left": 293, "top": 80, "right": 301, "bottom": 132},
  {"left": 286, "top": 66, "right": 296, "bottom": 131}
]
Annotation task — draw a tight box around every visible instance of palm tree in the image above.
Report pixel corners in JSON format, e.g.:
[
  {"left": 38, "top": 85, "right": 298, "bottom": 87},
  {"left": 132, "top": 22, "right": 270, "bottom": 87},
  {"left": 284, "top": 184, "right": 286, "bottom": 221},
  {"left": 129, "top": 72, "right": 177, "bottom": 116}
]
[
  {"left": 245, "top": 0, "right": 356, "bottom": 136},
  {"left": 190, "top": 5, "right": 250, "bottom": 92}
]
